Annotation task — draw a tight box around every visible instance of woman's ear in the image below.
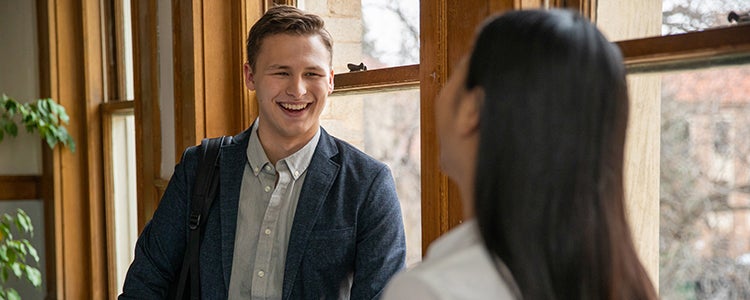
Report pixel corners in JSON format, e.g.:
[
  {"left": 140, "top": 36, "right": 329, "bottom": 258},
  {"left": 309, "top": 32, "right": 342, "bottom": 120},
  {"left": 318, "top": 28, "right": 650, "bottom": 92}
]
[{"left": 456, "top": 87, "right": 484, "bottom": 136}]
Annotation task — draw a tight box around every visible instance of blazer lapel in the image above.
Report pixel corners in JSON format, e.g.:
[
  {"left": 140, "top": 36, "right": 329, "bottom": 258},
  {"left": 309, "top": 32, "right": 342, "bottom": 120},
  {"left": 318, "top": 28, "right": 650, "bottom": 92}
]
[
  {"left": 282, "top": 129, "right": 340, "bottom": 300},
  {"left": 219, "top": 128, "right": 252, "bottom": 288}
]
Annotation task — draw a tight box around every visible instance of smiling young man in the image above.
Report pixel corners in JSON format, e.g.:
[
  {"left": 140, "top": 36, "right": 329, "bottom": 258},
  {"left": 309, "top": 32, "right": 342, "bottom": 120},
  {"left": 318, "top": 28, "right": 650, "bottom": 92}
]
[{"left": 120, "top": 6, "right": 406, "bottom": 299}]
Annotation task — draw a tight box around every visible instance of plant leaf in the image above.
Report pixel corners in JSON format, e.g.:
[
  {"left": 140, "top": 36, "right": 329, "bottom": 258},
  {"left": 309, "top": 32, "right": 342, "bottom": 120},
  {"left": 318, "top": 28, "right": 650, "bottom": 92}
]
[
  {"left": 6, "top": 288, "right": 20, "bottom": 300},
  {"left": 10, "top": 262, "right": 21, "bottom": 278},
  {"left": 15, "top": 210, "right": 30, "bottom": 233},
  {"left": 24, "top": 266, "right": 41, "bottom": 287},
  {"left": 45, "top": 134, "right": 56, "bottom": 149},
  {"left": 23, "top": 241, "right": 38, "bottom": 262},
  {"left": 0, "top": 222, "right": 9, "bottom": 240},
  {"left": 0, "top": 245, "right": 7, "bottom": 262}
]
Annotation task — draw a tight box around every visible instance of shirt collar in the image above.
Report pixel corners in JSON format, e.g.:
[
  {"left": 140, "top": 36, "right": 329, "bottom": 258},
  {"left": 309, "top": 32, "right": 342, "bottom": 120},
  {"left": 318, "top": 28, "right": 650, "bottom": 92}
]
[{"left": 246, "top": 119, "right": 320, "bottom": 180}]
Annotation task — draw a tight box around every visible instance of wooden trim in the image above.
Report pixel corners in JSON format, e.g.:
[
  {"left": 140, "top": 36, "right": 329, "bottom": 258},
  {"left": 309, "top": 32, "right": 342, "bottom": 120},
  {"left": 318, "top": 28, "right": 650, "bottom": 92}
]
[
  {"left": 618, "top": 24, "right": 750, "bottom": 73},
  {"left": 420, "top": 0, "right": 522, "bottom": 255},
  {"left": 102, "top": 0, "right": 119, "bottom": 102},
  {"left": 333, "top": 65, "right": 419, "bottom": 93},
  {"left": 173, "top": 0, "right": 254, "bottom": 152},
  {"left": 172, "top": 0, "right": 201, "bottom": 165},
  {"left": 37, "top": 0, "right": 109, "bottom": 297},
  {"left": 101, "top": 105, "right": 117, "bottom": 299},
  {"left": 239, "top": 0, "right": 263, "bottom": 127},
  {"left": 102, "top": 99, "right": 135, "bottom": 113},
  {"left": 202, "top": 1, "right": 241, "bottom": 138},
  {"left": 0, "top": 176, "right": 41, "bottom": 200},
  {"left": 548, "top": 0, "right": 597, "bottom": 19},
  {"left": 269, "top": 0, "right": 296, "bottom": 7},
  {"left": 83, "top": 0, "right": 108, "bottom": 297},
  {"left": 133, "top": 0, "right": 161, "bottom": 231}
]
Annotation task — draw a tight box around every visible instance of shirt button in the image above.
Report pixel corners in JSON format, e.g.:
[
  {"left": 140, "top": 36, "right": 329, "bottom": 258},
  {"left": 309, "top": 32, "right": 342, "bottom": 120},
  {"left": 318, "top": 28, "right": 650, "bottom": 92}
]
[
  {"left": 264, "top": 228, "right": 272, "bottom": 235},
  {"left": 265, "top": 165, "right": 272, "bottom": 171},
  {"left": 294, "top": 171, "right": 300, "bottom": 177},
  {"left": 253, "top": 167, "right": 259, "bottom": 173},
  {"left": 264, "top": 186, "right": 271, "bottom": 192},
  {"left": 258, "top": 270, "right": 265, "bottom": 278}
]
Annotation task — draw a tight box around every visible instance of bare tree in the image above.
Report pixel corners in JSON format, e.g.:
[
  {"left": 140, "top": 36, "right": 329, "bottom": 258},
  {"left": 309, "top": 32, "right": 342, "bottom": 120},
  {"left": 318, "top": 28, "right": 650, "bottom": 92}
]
[
  {"left": 660, "top": 1, "right": 750, "bottom": 297},
  {"left": 361, "top": 0, "right": 419, "bottom": 66}
]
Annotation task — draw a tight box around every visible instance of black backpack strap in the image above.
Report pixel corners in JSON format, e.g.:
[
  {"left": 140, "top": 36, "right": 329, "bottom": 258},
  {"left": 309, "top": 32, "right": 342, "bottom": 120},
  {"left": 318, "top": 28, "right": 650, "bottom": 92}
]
[{"left": 174, "top": 135, "right": 232, "bottom": 300}]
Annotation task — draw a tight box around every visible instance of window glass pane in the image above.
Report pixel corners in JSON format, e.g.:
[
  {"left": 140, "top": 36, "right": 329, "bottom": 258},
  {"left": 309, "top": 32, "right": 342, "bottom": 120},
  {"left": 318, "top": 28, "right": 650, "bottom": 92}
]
[
  {"left": 663, "top": 0, "right": 749, "bottom": 35},
  {"left": 122, "top": 0, "right": 135, "bottom": 100},
  {"left": 297, "top": 0, "right": 419, "bottom": 73},
  {"left": 598, "top": 0, "right": 748, "bottom": 41},
  {"left": 659, "top": 64, "right": 750, "bottom": 299},
  {"left": 110, "top": 111, "right": 138, "bottom": 295},
  {"left": 321, "top": 87, "right": 422, "bottom": 265}
]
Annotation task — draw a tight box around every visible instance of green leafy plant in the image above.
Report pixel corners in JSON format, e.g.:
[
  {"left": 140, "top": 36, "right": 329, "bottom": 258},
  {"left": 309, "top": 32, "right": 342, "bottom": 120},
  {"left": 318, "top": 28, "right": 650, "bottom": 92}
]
[
  {"left": 0, "top": 94, "right": 75, "bottom": 152},
  {"left": 0, "top": 209, "right": 41, "bottom": 300}
]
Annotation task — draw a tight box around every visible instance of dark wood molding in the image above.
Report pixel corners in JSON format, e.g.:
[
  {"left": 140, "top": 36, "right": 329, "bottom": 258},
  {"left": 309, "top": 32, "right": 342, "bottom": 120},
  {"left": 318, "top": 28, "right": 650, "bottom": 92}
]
[
  {"left": 101, "top": 99, "right": 135, "bottom": 113},
  {"left": 333, "top": 65, "right": 419, "bottom": 93},
  {"left": 37, "top": 0, "right": 109, "bottom": 297},
  {"left": 173, "top": 0, "right": 248, "bottom": 157},
  {"left": 618, "top": 24, "right": 750, "bottom": 73},
  {"left": 133, "top": 0, "right": 161, "bottom": 231},
  {"left": 420, "top": 0, "right": 521, "bottom": 256},
  {"left": 0, "top": 176, "right": 41, "bottom": 200}
]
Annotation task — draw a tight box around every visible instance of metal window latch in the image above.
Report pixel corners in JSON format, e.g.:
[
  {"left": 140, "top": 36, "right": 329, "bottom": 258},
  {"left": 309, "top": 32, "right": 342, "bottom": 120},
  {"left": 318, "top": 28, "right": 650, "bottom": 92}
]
[
  {"left": 728, "top": 11, "right": 750, "bottom": 24},
  {"left": 347, "top": 62, "right": 367, "bottom": 72}
]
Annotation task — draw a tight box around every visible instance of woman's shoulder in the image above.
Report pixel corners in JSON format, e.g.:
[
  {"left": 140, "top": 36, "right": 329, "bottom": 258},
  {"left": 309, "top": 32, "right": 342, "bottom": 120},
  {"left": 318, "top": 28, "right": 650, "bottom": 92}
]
[{"left": 383, "top": 242, "right": 516, "bottom": 300}]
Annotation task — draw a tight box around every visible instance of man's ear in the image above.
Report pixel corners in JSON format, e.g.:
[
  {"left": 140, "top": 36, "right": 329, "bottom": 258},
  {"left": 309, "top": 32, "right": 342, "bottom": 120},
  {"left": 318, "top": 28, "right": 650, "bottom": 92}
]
[
  {"left": 244, "top": 63, "right": 256, "bottom": 91},
  {"left": 456, "top": 87, "right": 483, "bottom": 136}
]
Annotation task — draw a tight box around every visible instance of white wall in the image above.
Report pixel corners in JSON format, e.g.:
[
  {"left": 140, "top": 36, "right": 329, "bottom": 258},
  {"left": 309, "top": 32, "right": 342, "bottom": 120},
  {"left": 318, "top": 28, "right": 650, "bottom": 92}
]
[
  {"left": 0, "top": 0, "right": 47, "bottom": 298},
  {"left": 0, "top": 0, "right": 42, "bottom": 175},
  {"left": 597, "top": 0, "right": 662, "bottom": 288}
]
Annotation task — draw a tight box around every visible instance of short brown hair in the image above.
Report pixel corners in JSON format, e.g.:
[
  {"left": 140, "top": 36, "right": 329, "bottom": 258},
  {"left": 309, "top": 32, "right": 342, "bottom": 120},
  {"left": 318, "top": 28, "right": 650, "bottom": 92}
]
[{"left": 246, "top": 5, "right": 333, "bottom": 71}]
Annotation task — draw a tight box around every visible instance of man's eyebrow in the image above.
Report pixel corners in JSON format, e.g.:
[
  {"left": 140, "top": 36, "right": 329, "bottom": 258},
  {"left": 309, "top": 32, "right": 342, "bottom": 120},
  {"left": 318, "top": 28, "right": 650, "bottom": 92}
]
[
  {"left": 265, "top": 65, "right": 326, "bottom": 72},
  {"left": 266, "top": 64, "right": 290, "bottom": 70},
  {"left": 304, "top": 66, "right": 326, "bottom": 72}
]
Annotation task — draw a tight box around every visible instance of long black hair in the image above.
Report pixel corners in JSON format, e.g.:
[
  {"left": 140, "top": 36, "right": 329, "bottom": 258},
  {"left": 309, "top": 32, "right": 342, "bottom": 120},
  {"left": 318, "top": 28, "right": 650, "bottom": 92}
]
[{"left": 468, "top": 9, "right": 656, "bottom": 300}]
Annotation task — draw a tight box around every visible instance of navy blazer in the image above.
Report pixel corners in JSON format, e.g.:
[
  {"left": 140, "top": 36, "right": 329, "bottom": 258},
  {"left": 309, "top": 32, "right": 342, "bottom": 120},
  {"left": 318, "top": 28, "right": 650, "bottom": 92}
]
[{"left": 120, "top": 127, "right": 406, "bottom": 299}]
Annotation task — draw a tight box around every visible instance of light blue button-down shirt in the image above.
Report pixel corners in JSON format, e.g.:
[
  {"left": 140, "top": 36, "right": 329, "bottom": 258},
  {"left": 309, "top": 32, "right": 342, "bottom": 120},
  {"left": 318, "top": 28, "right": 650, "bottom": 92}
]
[{"left": 228, "top": 121, "right": 320, "bottom": 300}]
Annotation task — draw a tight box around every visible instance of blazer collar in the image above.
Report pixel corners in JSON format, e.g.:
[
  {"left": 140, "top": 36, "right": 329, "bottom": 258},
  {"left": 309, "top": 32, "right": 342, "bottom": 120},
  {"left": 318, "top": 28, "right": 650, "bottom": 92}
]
[{"left": 282, "top": 128, "right": 340, "bottom": 300}]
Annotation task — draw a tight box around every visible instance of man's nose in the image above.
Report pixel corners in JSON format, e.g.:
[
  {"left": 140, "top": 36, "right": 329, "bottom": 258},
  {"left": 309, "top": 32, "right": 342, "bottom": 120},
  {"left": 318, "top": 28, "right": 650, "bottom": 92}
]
[{"left": 286, "top": 76, "right": 307, "bottom": 98}]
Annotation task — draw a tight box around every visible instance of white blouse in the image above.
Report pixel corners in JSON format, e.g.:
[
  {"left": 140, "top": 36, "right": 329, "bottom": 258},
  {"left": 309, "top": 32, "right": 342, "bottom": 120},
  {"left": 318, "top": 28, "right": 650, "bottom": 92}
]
[{"left": 382, "top": 220, "right": 519, "bottom": 300}]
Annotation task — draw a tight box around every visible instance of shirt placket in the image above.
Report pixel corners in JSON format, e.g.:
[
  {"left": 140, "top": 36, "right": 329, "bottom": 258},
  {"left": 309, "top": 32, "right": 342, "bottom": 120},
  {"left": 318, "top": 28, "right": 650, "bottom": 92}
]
[{"left": 251, "top": 162, "right": 291, "bottom": 299}]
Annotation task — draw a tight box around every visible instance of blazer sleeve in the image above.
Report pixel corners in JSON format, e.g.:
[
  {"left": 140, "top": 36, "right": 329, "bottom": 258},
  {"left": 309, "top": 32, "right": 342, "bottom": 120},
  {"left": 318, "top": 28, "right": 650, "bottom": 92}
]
[
  {"left": 350, "top": 164, "right": 407, "bottom": 299},
  {"left": 119, "top": 148, "right": 196, "bottom": 299}
]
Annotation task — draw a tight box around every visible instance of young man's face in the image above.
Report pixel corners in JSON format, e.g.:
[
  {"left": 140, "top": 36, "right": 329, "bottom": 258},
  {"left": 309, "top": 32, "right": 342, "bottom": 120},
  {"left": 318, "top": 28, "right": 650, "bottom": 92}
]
[{"left": 244, "top": 33, "right": 334, "bottom": 145}]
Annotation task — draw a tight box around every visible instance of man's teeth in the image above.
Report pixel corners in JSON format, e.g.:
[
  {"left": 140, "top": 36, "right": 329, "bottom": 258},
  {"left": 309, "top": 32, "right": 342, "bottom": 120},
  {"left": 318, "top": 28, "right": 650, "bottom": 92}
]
[{"left": 280, "top": 103, "right": 308, "bottom": 111}]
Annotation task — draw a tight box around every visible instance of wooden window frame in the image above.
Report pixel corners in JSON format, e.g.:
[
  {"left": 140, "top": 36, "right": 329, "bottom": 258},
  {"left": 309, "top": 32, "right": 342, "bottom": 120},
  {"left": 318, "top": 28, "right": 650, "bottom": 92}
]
[
  {"left": 618, "top": 24, "right": 750, "bottom": 72},
  {"left": 335, "top": 2, "right": 750, "bottom": 260}
]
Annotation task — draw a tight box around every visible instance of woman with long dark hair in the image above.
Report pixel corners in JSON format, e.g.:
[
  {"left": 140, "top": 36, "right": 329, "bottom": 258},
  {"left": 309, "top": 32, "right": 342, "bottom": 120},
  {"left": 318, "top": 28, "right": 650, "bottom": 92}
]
[{"left": 383, "top": 9, "right": 657, "bottom": 299}]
